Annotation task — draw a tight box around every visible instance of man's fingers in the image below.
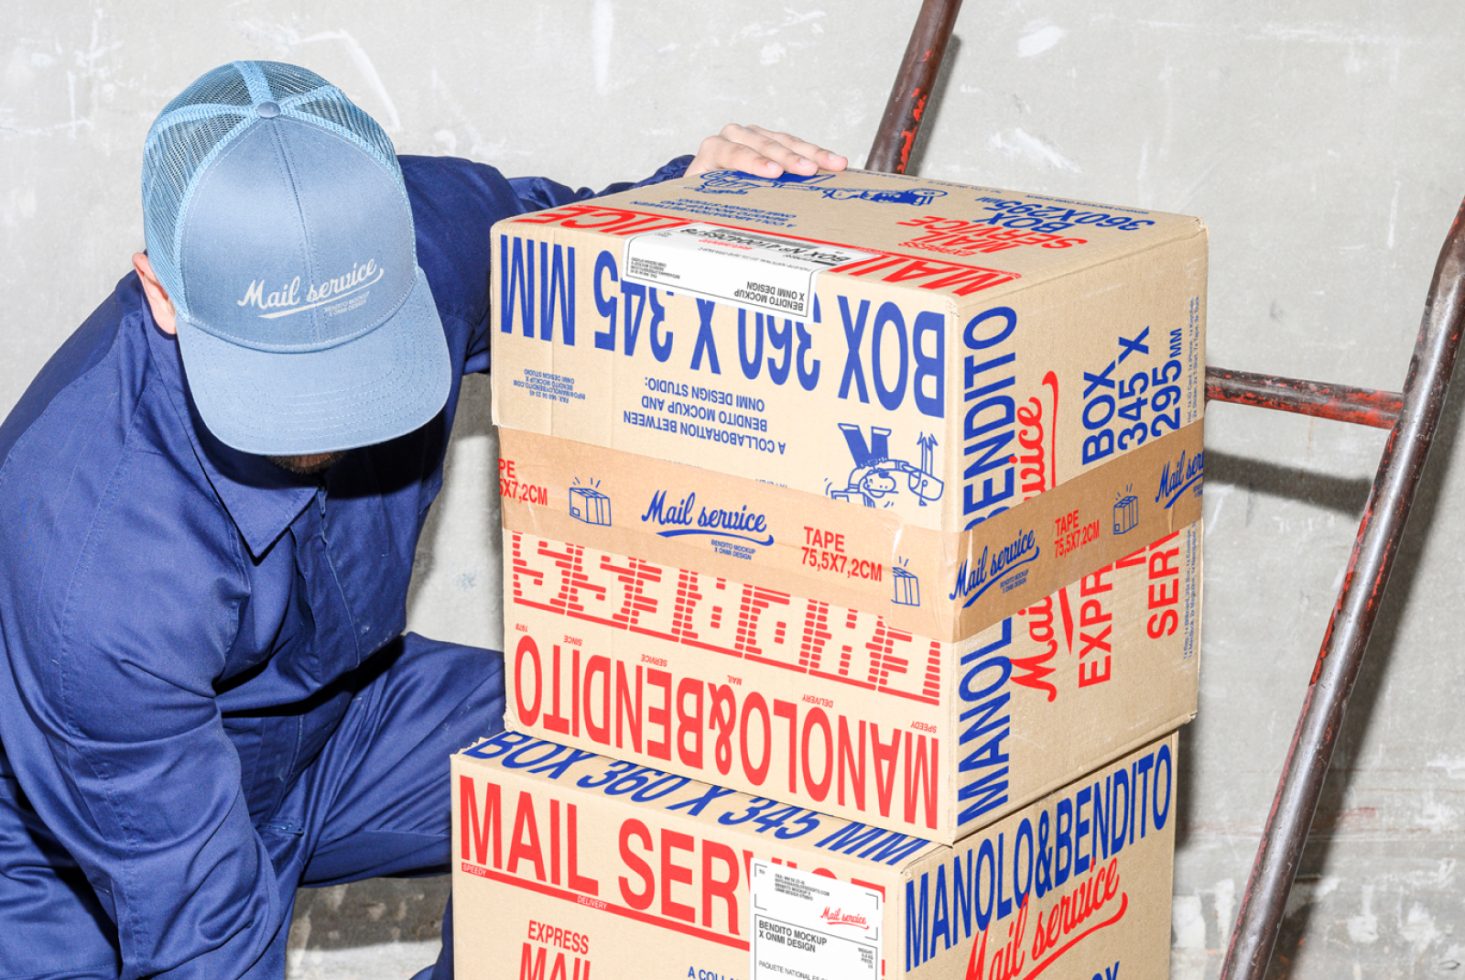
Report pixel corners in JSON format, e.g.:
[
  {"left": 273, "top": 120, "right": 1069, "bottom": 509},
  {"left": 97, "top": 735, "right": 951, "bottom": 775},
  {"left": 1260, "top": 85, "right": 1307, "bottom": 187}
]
[
  {"left": 815, "top": 147, "right": 850, "bottom": 171},
  {"left": 688, "top": 124, "right": 849, "bottom": 178},
  {"left": 719, "top": 123, "right": 821, "bottom": 176},
  {"left": 688, "top": 134, "right": 772, "bottom": 177},
  {"left": 721, "top": 123, "right": 798, "bottom": 165},
  {"left": 731, "top": 124, "right": 816, "bottom": 175},
  {"left": 721, "top": 139, "right": 786, "bottom": 177},
  {"left": 746, "top": 125, "right": 843, "bottom": 171},
  {"left": 747, "top": 125, "right": 849, "bottom": 173}
]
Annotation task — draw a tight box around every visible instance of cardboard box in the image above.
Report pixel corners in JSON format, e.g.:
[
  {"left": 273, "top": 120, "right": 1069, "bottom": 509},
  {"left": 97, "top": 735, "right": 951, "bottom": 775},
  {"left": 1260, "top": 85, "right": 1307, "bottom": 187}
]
[
  {"left": 453, "top": 729, "right": 1179, "bottom": 980},
  {"left": 490, "top": 167, "right": 1207, "bottom": 541},
  {"left": 503, "top": 520, "right": 1200, "bottom": 843}
]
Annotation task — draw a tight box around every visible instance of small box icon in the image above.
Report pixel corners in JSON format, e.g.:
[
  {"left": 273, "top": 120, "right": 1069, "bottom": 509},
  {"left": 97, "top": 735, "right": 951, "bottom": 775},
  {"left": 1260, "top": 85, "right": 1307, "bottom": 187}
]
[
  {"left": 1113, "top": 494, "right": 1139, "bottom": 534},
  {"left": 891, "top": 566, "right": 920, "bottom": 607},
  {"left": 569, "top": 486, "right": 612, "bottom": 526}
]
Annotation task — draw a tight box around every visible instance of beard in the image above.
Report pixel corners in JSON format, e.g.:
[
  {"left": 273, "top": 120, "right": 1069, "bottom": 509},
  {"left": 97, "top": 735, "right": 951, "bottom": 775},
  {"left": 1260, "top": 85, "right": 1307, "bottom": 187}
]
[{"left": 268, "top": 450, "right": 347, "bottom": 476}]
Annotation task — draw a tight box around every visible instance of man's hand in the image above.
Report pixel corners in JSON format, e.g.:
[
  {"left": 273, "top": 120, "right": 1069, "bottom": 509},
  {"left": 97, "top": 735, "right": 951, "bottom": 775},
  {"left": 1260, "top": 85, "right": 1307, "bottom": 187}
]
[{"left": 687, "top": 123, "right": 848, "bottom": 179}]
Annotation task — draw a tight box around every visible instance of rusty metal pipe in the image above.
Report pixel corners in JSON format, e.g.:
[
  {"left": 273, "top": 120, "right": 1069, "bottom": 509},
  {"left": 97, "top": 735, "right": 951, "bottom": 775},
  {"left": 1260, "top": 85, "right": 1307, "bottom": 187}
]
[
  {"left": 1222, "top": 200, "right": 1465, "bottom": 977},
  {"left": 1205, "top": 367, "right": 1403, "bottom": 429},
  {"left": 865, "top": 0, "right": 964, "bottom": 174}
]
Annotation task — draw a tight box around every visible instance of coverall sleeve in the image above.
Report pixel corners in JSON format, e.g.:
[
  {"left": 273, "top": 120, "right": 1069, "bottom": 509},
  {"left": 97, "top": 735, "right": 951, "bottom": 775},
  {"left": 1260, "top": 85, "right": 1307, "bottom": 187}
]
[
  {"left": 504, "top": 154, "right": 693, "bottom": 215},
  {"left": 5, "top": 455, "right": 278, "bottom": 978},
  {"left": 398, "top": 153, "right": 691, "bottom": 378}
]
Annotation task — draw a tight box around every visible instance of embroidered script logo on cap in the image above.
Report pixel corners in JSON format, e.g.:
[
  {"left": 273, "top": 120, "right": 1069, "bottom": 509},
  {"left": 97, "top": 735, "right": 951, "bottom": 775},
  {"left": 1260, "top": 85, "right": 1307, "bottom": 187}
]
[{"left": 235, "top": 258, "right": 386, "bottom": 319}]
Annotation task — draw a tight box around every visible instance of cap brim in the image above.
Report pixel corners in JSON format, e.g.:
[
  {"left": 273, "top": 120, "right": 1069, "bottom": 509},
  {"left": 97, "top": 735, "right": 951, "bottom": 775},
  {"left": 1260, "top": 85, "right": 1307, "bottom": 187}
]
[{"left": 177, "top": 266, "right": 452, "bottom": 456}]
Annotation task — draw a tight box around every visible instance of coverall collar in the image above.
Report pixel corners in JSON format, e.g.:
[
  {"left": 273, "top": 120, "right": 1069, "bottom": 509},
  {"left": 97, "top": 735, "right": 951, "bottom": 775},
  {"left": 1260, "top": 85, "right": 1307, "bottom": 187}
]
[{"left": 137, "top": 276, "right": 318, "bottom": 558}]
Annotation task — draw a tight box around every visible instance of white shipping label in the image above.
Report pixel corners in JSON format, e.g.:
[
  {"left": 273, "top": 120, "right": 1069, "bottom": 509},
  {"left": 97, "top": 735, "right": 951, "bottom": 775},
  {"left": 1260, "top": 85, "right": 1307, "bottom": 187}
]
[
  {"left": 750, "top": 860, "right": 882, "bottom": 980},
  {"left": 623, "top": 223, "right": 874, "bottom": 320}
]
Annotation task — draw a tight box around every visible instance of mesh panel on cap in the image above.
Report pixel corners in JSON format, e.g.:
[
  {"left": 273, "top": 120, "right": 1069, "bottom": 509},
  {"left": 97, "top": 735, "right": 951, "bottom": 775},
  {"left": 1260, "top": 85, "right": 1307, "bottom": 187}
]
[
  {"left": 156, "top": 63, "right": 254, "bottom": 116},
  {"left": 256, "top": 61, "right": 335, "bottom": 101},
  {"left": 142, "top": 109, "right": 250, "bottom": 312}
]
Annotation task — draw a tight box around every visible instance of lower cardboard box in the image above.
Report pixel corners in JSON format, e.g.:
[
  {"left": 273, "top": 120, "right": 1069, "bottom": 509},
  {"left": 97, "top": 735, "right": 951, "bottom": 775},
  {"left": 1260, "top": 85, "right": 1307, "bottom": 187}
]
[
  {"left": 503, "top": 522, "right": 1200, "bottom": 844},
  {"left": 453, "top": 730, "right": 1179, "bottom": 979}
]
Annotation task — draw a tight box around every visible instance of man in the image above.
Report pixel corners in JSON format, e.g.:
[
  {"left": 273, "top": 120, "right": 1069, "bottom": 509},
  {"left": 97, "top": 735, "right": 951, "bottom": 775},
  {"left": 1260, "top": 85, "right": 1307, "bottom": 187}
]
[{"left": 0, "top": 60, "right": 846, "bottom": 978}]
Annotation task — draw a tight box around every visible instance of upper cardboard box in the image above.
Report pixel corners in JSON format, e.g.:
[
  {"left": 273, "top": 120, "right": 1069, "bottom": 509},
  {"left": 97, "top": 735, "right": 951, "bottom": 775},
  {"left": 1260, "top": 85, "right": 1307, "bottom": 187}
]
[{"left": 490, "top": 167, "right": 1206, "bottom": 540}]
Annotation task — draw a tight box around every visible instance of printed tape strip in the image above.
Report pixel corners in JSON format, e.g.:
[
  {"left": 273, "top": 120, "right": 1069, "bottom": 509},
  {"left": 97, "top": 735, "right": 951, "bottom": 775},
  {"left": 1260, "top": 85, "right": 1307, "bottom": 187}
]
[{"left": 497, "top": 420, "right": 1202, "bottom": 642}]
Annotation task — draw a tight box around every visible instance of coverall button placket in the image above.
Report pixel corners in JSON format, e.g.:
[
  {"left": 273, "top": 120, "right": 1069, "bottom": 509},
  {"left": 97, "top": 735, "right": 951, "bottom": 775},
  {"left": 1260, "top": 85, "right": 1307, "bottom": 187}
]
[
  {"left": 321, "top": 452, "right": 410, "bottom": 660},
  {"left": 285, "top": 489, "right": 362, "bottom": 760}
]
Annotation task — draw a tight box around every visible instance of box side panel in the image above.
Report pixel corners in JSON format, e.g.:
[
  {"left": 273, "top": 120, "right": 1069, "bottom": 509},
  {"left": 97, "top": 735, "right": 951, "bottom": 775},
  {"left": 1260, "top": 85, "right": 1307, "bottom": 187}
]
[
  {"left": 901, "top": 734, "right": 1179, "bottom": 979},
  {"left": 952, "top": 519, "right": 1202, "bottom": 838},
  {"left": 948, "top": 226, "right": 1207, "bottom": 535}
]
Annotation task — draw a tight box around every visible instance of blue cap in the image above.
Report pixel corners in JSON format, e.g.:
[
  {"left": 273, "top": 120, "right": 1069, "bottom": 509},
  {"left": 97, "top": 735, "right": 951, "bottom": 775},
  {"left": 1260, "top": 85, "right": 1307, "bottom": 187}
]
[{"left": 141, "top": 61, "right": 450, "bottom": 455}]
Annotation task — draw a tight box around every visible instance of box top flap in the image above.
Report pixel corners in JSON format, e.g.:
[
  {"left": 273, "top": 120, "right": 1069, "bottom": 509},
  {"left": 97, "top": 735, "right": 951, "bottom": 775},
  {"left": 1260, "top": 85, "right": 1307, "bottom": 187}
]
[{"left": 497, "top": 167, "right": 1205, "bottom": 308}]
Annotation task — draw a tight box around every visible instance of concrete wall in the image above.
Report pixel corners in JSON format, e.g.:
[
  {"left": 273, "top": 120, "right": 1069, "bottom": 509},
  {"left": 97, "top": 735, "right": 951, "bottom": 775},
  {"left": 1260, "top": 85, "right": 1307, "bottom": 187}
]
[{"left": 5, "top": 2, "right": 1463, "bottom": 976}]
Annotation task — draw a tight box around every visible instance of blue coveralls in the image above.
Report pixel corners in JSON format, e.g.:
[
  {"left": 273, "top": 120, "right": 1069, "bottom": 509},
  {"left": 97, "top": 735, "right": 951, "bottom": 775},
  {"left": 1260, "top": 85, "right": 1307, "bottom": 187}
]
[{"left": 0, "top": 153, "right": 688, "bottom": 978}]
